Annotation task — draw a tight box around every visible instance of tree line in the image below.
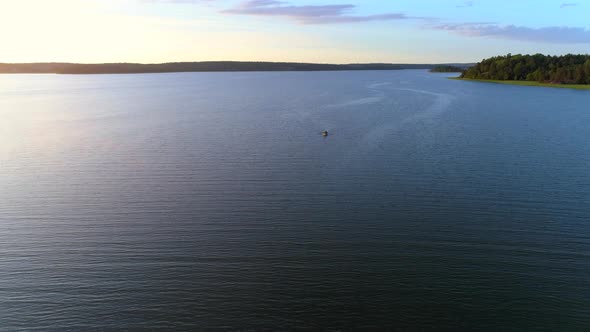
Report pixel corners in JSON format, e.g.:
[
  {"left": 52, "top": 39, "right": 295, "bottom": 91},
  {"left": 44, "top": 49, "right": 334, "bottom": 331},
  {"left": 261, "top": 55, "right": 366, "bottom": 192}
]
[
  {"left": 0, "top": 62, "right": 453, "bottom": 74},
  {"left": 430, "top": 65, "right": 464, "bottom": 73},
  {"left": 461, "top": 54, "right": 590, "bottom": 84}
]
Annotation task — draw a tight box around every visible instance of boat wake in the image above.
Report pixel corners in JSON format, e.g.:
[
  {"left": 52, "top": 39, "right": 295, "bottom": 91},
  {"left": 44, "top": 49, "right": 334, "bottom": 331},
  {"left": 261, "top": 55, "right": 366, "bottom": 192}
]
[{"left": 361, "top": 88, "right": 454, "bottom": 149}]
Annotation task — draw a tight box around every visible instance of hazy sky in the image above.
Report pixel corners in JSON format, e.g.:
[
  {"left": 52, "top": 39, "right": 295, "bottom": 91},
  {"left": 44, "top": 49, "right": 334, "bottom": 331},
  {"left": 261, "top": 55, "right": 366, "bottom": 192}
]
[{"left": 1, "top": 0, "right": 589, "bottom": 63}]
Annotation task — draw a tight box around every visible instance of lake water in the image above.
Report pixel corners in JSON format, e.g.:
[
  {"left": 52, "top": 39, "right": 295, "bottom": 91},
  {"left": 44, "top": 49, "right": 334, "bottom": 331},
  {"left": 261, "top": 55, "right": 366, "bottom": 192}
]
[{"left": 1, "top": 70, "right": 589, "bottom": 330}]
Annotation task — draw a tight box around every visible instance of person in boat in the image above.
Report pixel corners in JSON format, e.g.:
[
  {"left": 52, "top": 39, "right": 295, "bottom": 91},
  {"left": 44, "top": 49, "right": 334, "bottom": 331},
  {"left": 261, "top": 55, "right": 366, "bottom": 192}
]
[{"left": 322, "top": 130, "right": 329, "bottom": 137}]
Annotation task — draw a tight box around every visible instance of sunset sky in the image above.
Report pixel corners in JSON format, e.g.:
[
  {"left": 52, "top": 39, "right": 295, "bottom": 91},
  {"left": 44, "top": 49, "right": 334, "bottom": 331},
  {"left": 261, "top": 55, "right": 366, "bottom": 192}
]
[{"left": 1, "top": 0, "right": 589, "bottom": 64}]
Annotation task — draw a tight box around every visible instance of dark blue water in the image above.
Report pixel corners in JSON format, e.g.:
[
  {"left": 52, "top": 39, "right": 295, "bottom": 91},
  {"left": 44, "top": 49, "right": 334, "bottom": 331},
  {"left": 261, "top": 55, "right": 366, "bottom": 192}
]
[{"left": 1, "top": 71, "right": 589, "bottom": 330}]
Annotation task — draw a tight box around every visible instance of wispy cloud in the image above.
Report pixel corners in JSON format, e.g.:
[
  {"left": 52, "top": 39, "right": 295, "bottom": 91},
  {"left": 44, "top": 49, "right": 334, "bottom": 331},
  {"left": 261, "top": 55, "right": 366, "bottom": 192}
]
[
  {"left": 456, "top": 1, "right": 475, "bottom": 8},
  {"left": 221, "top": 0, "right": 417, "bottom": 24},
  {"left": 560, "top": 2, "right": 578, "bottom": 8},
  {"left": 432, "top": 23, "right": 590, "bottom": 44},
  {"left": 146, "top": 0, "right": 590, "bottom": 45},
  {"left": 141, "top": 0, "right": 213, "bottom": 3}
]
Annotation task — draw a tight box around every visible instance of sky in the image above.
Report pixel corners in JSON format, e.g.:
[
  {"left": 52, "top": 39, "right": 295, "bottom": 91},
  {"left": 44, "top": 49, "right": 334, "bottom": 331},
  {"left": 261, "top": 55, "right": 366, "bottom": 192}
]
[{"left": 0, "top": 0, "right": 589, "bottom": 64}]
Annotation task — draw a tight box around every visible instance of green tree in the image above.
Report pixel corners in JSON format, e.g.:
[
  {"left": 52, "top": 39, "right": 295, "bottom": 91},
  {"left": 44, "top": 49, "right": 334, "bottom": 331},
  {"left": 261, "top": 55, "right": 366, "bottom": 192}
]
[{"left": 461, "top": 54, "right": 590, "bottom": 84}]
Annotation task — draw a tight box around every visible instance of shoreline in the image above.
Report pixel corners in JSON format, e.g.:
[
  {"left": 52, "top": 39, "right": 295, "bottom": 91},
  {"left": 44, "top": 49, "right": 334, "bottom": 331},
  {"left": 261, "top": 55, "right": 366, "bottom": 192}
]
[
  {"left": 0, "top": 68, "right": 429, "bottom": 75},
  {"left": 451, "top": 77, "right": 590, "bottom": 90},
  {"left": 0, "top": 62, "right": 473, "bottom": 75}
]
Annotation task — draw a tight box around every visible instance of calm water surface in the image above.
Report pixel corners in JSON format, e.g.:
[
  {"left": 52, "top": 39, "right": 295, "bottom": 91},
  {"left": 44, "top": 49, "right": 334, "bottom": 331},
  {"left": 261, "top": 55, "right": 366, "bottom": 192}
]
[{"left": 1, "top": 71, "right": 589, "bottom": 330}]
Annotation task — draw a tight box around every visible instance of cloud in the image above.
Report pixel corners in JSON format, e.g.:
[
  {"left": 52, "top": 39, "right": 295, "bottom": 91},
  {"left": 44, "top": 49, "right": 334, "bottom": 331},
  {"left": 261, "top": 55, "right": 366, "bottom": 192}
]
[
  {"left": 147, "top": 0, "right": 590, "bottom": 45},
  {"left": 560, "top": 2, "right": 578, "bottom": 8},
  {"left": 433, "top": 23, "right": 590, "bottom": 44},
  {"left": 141, "top": 0, "right": 213, "bottom": 3},
  {"left": 222, "top": 0, "right": 416, "bottom": 24},
  {"left": 456, "top": 1, "right": 475, "bottom": 8}
]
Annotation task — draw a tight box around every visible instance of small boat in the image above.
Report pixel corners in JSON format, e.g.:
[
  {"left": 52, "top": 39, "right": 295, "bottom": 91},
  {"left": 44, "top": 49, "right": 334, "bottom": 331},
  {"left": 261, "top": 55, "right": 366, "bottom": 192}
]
[{"left": 322, "top": 130, "right": 329, "bottom": 137}]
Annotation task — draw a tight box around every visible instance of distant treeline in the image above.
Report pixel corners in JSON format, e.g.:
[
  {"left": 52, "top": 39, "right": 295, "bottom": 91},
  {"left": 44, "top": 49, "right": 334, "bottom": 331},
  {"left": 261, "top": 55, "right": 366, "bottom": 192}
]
[
  {"left": 430, "top": 65, "right": 464, "bottom": 73},
  {"left": 0, "top": 61, "right": 473, "bottom": 74},
  {"left": 461, "top": 54, "right": 590, "bottom": 84}
]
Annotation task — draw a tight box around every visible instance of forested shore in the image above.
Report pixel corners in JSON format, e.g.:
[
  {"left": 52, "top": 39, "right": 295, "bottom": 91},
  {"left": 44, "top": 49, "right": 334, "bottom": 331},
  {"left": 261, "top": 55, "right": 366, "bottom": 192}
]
[
  {"left": 461, "top": 54, "right": 590, "bottom": 84},
  {"left": 0, "top": 62, "right": 470, "bottom": 74}
]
